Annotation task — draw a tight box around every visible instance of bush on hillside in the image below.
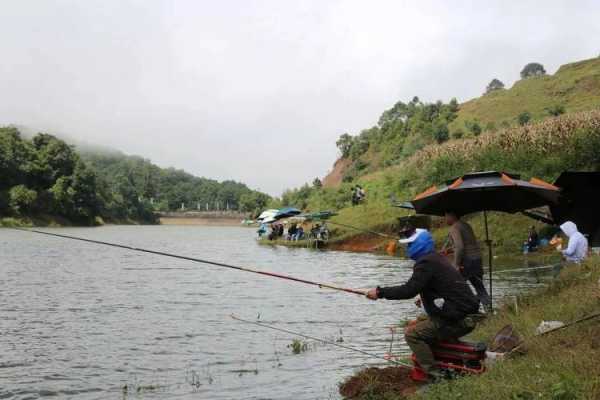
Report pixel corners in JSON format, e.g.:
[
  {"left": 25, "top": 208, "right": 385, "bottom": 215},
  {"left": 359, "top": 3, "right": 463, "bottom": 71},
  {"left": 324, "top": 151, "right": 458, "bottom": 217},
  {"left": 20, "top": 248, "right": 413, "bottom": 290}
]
[
  {"left": 485, "top": 78, "right": 505, "bottom": 93},
  {"left": 465, "top": 120, "right": 482, "bottom": 136},
  {"left": 517, "top": 111, "right": 531, "bottom": 126},
  {"left": 546, "top": 104, "right": 565, "bottom": 117},
  {"left": 432, "top": 122, "right": 449, "bottom": 143},
  {"left": 520, "top": 62, "right": 546, "bottom": 79},
  {"left": 451, "top": 129, "right": 464, "bottom": 139}
]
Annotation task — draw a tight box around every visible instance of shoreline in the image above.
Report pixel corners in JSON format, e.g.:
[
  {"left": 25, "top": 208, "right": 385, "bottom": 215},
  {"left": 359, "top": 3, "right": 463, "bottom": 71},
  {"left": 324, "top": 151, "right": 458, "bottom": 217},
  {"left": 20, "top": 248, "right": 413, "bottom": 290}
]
[
  {"left": 0, "top": 215, "right": 246, "bottom": 228},
  {"left": 159, "top": 217, "right": 243, "bottom": 226}
]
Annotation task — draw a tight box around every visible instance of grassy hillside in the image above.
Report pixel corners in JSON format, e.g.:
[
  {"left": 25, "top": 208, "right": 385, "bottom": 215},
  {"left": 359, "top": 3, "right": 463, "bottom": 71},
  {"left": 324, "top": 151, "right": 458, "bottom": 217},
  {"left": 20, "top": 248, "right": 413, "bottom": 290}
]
[
  {"left": 276, "top": 109, "right": 600, "bottom": 255},
  {"left": 450, "top": 57, "right": 600, "bottom": 134},
  {"left": 273, "top": 57, "right": 600, "bottom": 255},
  {"left": 318, "top": 57, "right": 600, "bottom": 187}
]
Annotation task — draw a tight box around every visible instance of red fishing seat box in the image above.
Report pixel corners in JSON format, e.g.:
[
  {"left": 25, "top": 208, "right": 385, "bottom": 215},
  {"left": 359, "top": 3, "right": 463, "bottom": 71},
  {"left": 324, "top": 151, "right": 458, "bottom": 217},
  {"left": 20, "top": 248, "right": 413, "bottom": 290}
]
[{"left": 410, "top": 340, "right": 487, "bottom": 381}]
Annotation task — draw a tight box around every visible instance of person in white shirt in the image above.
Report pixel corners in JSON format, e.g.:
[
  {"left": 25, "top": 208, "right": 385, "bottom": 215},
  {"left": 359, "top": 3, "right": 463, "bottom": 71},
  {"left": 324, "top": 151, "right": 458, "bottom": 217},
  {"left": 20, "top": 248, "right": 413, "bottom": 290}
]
[{"left": 559, "top": 221, "right": 588, "bottom": 263}]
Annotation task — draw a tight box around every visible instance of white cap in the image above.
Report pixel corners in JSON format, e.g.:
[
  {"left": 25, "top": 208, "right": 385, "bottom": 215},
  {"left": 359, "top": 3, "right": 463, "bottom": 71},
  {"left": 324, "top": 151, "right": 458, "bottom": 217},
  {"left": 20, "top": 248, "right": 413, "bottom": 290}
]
[{"left": 399, "top": 228, "right": 427, "bottom": 244}]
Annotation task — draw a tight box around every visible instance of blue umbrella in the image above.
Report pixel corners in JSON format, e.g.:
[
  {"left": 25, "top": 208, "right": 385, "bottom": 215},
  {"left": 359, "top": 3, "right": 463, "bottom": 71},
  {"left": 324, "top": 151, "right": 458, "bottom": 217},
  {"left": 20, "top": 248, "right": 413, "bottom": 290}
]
[{"left": 274, "top": 207, "right": 302, "bottom": 220}]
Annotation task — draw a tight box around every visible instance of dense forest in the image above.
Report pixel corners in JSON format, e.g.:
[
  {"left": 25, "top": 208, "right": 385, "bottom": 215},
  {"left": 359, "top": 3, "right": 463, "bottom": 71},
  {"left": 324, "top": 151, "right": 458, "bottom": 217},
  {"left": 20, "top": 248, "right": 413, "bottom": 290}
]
[{"left": 0, "top": 127, "right": 270, "bottom": 225}]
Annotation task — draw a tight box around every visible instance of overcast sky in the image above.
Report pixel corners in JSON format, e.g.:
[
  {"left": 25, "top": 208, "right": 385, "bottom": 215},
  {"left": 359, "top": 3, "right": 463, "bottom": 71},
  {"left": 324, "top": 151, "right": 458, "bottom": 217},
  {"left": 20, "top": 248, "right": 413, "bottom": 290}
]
[{"left": 1, "top": 1, "right": 599, "bottom": 195}]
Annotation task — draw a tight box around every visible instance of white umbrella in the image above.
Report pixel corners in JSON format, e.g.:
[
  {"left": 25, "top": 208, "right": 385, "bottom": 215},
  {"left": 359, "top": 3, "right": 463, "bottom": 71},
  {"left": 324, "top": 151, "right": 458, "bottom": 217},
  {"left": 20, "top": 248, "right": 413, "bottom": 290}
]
[{"left": 257, "top": 209, "right": 279, "bottom": 221}]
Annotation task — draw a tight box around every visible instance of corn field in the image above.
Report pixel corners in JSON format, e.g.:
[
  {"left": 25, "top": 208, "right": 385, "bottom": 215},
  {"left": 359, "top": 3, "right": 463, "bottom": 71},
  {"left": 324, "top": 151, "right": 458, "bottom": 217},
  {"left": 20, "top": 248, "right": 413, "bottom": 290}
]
[{"left": 400, "top": 109, "right": 600, "bottom": 187}]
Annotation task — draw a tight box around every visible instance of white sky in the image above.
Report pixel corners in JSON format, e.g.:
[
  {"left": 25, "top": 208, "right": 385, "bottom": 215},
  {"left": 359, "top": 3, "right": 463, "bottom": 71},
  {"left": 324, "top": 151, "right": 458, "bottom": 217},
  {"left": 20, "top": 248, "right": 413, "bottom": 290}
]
[{"left": 1, "top": 0, "right": 599, "bottom": 195}]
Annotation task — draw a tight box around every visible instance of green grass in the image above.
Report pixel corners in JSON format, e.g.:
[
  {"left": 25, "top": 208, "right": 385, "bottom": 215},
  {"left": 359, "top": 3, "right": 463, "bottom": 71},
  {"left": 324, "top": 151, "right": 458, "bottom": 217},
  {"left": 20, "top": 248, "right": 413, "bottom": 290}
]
[
  {"left": 415, "top": 258, "right": 600, "bottom": 400},
  {"left": 340, "top": 258, "right": 600, "bottom": 400},
  {"left": 449, "top": 57, "right": 600, "bottom": 135}
]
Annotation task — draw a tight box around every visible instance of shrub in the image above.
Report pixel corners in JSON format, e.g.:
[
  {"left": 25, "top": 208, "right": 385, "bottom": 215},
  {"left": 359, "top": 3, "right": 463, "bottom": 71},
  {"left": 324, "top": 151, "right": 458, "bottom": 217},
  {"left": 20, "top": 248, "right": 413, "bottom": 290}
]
[
  {"left": 485, "top": 78, "right": 505, "bottom": 93},
  {"left": 546, "top": 104, "right": 565, "bottom": 117},
  {"left": 465, "top": 120, "right": 482, "bottom": 136},
  {"left": 517, "top": 111, "right": 531, "bottom": 126},
  {"left": 432, "top": 123, "right": 449, "bottom": 143},
  {"left": 451, "top": 129, "right": 464, "bottom": 139},
  {"left": 520, "top": 62, "right": 546, "bottom": 79}
]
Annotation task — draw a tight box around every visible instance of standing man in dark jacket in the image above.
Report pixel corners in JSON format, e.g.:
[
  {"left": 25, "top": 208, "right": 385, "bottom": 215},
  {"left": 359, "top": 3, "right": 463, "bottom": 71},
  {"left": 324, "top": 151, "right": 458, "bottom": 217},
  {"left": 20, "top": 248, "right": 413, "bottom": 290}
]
[
  {"left": 444, "top": 211, "right": 492, "bottom": 312},
  {"left": 366, "top": 228, "right": 480, "bottom": 379}
]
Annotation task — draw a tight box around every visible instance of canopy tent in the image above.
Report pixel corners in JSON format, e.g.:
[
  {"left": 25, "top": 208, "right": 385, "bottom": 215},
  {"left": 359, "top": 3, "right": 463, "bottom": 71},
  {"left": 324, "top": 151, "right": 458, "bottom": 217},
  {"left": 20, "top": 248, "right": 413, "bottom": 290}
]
[{"left": 409, "top": 171, "right": 560, "bottom": 307}]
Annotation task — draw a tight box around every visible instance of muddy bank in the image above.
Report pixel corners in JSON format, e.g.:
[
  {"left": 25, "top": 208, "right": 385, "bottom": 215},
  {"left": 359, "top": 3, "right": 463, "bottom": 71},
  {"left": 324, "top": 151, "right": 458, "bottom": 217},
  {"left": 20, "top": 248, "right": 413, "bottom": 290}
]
[
  {"left": 328, "top": 233, "right": 398, "bottom": 255},
  {"left": 339, "top": 366, "right": 422, "bottom": 399}
]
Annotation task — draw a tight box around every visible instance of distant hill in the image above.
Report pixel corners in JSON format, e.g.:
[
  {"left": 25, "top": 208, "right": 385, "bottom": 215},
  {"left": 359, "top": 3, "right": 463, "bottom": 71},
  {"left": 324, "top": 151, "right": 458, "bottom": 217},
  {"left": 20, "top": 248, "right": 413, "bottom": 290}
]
[
  {"left": 449, "top": 57, "right": 600, "bottom": 135},
  {"left": 0, "top": 127, "right": 271, "bottom": 226},
  {"left": 81, "top": 150, "right": 271, "bottom": 215},
  {"left": 321, "top": 56, "right": 600, "bottom": 186},
  {"left": 276, "top": 55, "right": 600, "bottom": 252}
]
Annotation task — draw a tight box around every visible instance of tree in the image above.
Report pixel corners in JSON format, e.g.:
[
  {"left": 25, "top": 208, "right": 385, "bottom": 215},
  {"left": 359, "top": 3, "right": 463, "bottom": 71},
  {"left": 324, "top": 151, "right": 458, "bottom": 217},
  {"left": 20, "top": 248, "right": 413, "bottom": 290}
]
[
  {"left": 32, "top": 133, "right": 78, "bottom": 188},
  {"left": 336, "top": 133, "right": 354, "bottom": 158},
  {"left": 312, "top": 178, "right": 322, "bottom": 188},
  {"left": 520, "top": 63, "right": 546, "bottom": 79},
  {"left": 50, "top": 162, "right": 101, "bottom": 223},
  {"left": 432, "top": 122, "right": 449, "bottom": 143},
  {"left": 0, "top": 127, "right": 34, "bottom": 190},
  {"left": 448, "top": 98, "right": 459, "bottom": 113},
  {"left": 9, "top": 185, "right": 37, "bottom": 214},
  {"left": 485, "top": 78, "right": 505, "bottom": 93},
  {"left": 517, "top": 111, "right": 531, "bottom": 126}
]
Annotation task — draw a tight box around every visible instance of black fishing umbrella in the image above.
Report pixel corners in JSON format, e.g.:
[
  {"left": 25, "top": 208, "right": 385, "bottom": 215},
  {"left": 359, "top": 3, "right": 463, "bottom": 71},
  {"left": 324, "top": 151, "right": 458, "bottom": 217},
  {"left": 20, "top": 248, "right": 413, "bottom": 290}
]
[
  {"left": 410, "top": 171, "right": 560, "bottom": 306},
  {"left": 550, "top": 171, "right": 600, "bottom": 246}
]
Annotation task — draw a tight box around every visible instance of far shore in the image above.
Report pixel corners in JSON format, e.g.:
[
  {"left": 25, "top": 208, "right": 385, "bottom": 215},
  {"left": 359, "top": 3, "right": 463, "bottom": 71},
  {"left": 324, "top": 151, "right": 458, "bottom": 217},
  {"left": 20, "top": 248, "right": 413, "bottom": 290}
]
[{"left": 159, "top": 217, "right": 246, "bottom": 226}]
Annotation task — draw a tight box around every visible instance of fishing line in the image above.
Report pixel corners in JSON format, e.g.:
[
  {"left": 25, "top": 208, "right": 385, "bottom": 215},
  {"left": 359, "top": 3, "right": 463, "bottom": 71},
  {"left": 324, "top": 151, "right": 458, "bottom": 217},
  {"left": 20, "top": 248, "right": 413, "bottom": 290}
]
[
  {"left": 492, "top": 263, "right": 562, "bottom": 274},
  {"left": 230, "top": 314, "right": 411, "bottom": 368},
  {"left": 10, "top": 228, "right": 367, "bottom": 296},
  {"left": 326, "top": 220, "right": 399, "bottom": 240}
]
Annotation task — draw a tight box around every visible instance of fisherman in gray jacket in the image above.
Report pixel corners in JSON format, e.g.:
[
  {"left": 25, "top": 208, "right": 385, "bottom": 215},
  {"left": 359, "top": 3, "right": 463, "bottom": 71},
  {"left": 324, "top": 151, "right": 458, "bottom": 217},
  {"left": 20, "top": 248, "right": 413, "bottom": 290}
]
[{"left": 444, "top": 211, "right": 492, "bottom": 313}]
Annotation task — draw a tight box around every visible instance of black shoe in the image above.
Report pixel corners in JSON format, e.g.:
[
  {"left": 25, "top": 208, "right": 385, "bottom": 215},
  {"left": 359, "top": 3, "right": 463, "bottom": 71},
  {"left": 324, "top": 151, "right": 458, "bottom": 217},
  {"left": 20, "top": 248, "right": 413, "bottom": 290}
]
[{"left": 426, "top": 368, "right": 446, "bottom": 383}]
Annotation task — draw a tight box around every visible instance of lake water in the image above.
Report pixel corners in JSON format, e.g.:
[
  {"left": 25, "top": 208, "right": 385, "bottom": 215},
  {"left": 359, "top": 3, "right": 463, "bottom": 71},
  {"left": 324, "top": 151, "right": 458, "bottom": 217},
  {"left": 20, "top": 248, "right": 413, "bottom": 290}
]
[{"left": 1, "top": 226, "right": 553, "bottom": 400}]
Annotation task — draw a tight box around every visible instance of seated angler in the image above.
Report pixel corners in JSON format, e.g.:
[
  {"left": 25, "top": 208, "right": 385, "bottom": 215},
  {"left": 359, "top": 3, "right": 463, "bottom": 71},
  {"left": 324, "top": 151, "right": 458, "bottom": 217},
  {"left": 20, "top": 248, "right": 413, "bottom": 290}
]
[
  {"left": 366, "top": 226, "right": 480, "bottom": 381},
  {"left": 559, "top": 221, "right": 588, "bottom": 263}
]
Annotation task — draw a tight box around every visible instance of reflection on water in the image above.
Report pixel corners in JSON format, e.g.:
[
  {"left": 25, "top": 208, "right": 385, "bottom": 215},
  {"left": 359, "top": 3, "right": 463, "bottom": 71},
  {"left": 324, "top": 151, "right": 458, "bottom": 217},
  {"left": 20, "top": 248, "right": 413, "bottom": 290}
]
[{"left": 1, "top": 226, "right": 554, "bottom": 399}]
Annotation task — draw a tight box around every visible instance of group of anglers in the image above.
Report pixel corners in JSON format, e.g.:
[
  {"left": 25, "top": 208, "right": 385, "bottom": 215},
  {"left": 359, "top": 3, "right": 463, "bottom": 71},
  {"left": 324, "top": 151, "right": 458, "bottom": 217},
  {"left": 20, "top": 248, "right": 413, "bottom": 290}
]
[
  {"left": 364, "top": 212, "right": 589, "bottom": 381},
  {"left": 259, "top": 221, "right": 330, "bottom": 242}
]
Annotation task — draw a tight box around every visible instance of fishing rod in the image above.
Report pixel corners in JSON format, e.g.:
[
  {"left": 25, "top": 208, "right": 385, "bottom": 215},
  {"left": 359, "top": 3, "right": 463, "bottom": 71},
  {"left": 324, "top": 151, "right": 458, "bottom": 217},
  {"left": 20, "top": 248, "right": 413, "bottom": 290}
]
[
  {"left": 230, "top": 314, "right": 412, "bottom": 368},
  {"left": 326, "top": 220, "right": 399, "bottom": 240},
  {"left": 506, "top": 311, "right": 600, "bottom": 356},
  {"left": 11, "top": 228, "right": 367, "bottom": 296}
]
